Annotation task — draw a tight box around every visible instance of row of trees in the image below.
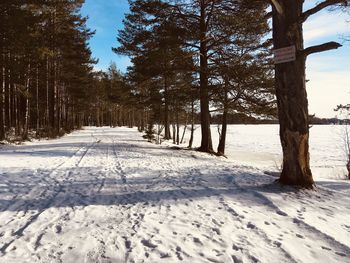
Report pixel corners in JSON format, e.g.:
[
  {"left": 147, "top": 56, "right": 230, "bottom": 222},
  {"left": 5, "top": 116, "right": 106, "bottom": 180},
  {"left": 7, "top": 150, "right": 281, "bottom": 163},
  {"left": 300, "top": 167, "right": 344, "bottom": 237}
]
[
  {"left": 0, "top": 0, "right": 96, "bottom": 140},
  {"left": 115, "top": 0, "right": 348, "bottom": 188},
  {"left": 115, "top": 0, "right": 276, "bottom": 156}
]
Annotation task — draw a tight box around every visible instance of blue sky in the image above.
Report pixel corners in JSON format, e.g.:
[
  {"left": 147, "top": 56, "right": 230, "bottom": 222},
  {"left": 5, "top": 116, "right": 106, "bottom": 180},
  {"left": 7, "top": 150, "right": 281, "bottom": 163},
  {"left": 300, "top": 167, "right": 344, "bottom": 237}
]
[
  {"left": 81, "top": 0, "right": 131, "bottom": 72},
  {"left": 81, "top": 1, "right": 350, "bottom": 118}
]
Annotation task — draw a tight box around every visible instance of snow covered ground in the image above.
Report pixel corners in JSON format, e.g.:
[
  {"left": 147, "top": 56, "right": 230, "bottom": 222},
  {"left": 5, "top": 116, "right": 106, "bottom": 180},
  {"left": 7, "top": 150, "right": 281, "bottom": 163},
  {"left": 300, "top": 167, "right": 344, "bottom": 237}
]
[
  {"left": 186, "top": 125, "right": 348, "bottom": 179},
  {"left": 0, "top": 126, "right": 349, "bottom": 263}
]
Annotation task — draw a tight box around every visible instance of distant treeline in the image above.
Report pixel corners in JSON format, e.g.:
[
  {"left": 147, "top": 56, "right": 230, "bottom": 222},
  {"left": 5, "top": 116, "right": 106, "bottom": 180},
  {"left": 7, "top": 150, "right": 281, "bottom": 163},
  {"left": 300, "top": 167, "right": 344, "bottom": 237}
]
[{"left": 211, "top": 114, "right": 347, "bottom": 125}]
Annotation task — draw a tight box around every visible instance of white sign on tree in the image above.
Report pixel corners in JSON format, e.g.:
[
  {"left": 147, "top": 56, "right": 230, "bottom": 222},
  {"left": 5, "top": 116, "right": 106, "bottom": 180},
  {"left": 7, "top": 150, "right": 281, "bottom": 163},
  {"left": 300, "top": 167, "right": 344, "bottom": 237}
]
[{"left": 273, "top": 45, "right": 296, "bottom": 64}]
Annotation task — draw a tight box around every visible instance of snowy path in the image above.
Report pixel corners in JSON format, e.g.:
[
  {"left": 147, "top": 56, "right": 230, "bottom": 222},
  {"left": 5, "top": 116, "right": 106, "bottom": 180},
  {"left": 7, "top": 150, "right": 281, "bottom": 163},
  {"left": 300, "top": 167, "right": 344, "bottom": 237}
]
[{"left": 0, "top": 127, "right": 350, "bottom": 263}]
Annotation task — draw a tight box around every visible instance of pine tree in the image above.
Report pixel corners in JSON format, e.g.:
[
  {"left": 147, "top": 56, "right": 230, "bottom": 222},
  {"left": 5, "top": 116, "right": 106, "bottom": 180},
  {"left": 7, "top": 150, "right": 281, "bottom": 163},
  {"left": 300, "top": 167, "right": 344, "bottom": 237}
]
[
  {"left": 269, "top": 0, "right": 347, "bottom": 188},
  {"left": 0, "top": 0, "right": 97, "bottom": 141}
]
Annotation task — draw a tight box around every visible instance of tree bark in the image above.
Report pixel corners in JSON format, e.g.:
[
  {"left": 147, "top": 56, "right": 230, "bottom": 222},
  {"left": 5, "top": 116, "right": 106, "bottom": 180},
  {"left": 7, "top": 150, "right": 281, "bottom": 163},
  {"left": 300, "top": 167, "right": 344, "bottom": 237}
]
[
  {"left": 0, "top": 58, "right": 5, "bottom": 140},
  {"left": 164, "top": 74, "right": 171, "bottom": 140},
  {"left": 23, "top": 63, "right": 31, "bottom": 139},
  {"left": 176, "top": 107, "right": 180, "bottom": 145},
  {"left": 46, "top": 56, "right": 50, "bottom": 133},
  {"left": 272, "top": 0, "right": 314, "bottom": 188},
  {"left": 217, "top": 106, "right": 228, "bottom": 156},
  {"left": 180, "top": 115, "right": 188, "bottom": 144},
  {"left": 36, "top": 65, "right": 40, "bottom": 135},
  {"left": 188, "top": 98, "right": 195, "bottom": 148},
  {"left": 198, "top": 1, "right": 213, "bottom": 153}
]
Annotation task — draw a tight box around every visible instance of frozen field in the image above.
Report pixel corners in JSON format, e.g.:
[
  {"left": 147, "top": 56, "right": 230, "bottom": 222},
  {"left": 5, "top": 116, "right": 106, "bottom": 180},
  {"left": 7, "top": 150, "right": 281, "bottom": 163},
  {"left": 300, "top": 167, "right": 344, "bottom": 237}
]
[
  {"left": 186, "top": 125, "right": 347, "bottom": 180},
  {"left": 0, "top": 126, "right": 349, "bottom": 262}
]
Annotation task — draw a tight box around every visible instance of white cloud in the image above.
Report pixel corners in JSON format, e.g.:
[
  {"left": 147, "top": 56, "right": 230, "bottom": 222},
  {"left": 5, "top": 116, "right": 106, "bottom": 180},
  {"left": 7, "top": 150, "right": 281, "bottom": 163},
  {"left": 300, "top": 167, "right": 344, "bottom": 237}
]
[
  {"left": 307, "top": 69, "right": 350, "bottom": 118},
  {"left": 304, "top": 11, "right": 350, "bottom": 44},
  {"left": 302, "top": 6, "right": 350, "bottom": 117}
]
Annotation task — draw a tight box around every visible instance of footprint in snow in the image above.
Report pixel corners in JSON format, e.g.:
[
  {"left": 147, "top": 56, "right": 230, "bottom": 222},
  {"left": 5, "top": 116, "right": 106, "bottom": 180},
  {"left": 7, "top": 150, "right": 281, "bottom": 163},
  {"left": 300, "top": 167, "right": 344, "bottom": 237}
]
[
  {"left": 232, "top": 244, "right": 242, "bottom": 251},
  {"left": 231, "top": 255, "right": 243, "bottom": 263},
  {"left": 247, "top": 222, "right": 257, "bottom": 230},
  {"left": 141, "top": 239, "right": 158, "bottom": 249},
  {"left": 54, "top": 225, "right": 62, "bottom": 234},
  {"left": 273, "top": 241, "right": 282, "bottom": 247},
  {"left": 160, "top": 252, "right": 171, "bottom": 258},
  {"left": 276, "top": 210, "right": 288, "bottom": 216},
  {"left": 176, "top": 246, "right": 184, "bottom": 261},
  {"left": 212, "top": 219, "right": 220, "bottom": 226},
  {"left": 335, "top": 252, "right": 347, "bottom": 257},
  {"left": 193, "top": 237, "right": 203, "bottom": 245},
  {"left": 125, "top": 241, "right": 132, "bottom": 251},
  {"left": 212, "top": 228, "right": 221, "bottom": 235}
]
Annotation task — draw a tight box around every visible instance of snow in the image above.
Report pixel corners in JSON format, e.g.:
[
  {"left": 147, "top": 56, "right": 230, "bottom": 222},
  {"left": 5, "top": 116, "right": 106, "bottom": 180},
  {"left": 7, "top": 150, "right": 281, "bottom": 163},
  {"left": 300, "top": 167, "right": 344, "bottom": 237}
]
[
  {"left": 0, "top": 125, "right": 349, "bottom": 262},
  {"left": 186, "top": 124, "right": 348, "bottom": 179}
]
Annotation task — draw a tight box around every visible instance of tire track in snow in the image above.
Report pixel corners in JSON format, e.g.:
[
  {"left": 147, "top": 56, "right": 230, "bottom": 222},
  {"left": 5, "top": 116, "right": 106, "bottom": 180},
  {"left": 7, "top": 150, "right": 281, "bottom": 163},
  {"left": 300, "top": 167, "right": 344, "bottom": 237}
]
[
  {"left": 107, "top": 136, "right": 149, "bottom": 261},
  {"left": 33, "top": 137, "right": 113, "bottom": 261},
  {"left": 0, "top": 141, "right": 96, "bottom": 255},
  {"left": 0, "top": 143, "right": 86, "bottom": 215},
  {"left": 26, "top": 137, "right": 114, "bottom": 260}
]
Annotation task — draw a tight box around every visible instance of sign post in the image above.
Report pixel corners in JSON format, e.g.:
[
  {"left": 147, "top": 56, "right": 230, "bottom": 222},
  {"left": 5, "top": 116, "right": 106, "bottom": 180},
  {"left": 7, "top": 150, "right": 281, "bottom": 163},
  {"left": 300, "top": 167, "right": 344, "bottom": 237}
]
[{"left": 273, "top": 45, "right": 296, "bottom": 64}]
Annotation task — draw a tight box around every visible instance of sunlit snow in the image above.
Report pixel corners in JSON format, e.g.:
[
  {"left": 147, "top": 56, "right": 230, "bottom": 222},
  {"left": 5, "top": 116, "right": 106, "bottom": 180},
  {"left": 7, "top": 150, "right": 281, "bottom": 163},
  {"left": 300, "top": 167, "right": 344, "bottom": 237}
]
[{"left": 0, "top": 126, "right": 349, "bottom": 262}]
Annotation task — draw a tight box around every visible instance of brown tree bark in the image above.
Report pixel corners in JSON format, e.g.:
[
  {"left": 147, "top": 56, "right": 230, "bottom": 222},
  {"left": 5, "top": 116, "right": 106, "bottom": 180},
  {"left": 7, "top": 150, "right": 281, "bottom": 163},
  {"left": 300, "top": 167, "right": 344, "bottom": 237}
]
[
  {"left": 23, "top": 63, "right": 31, "bottom": 139},
  {"left": 36, "top": 66, "right": 40, "bottom": 134},
  {"left": 188, "top": 98, "right": 195, "bottom": 148},
  {"left": 272, "top": 0, "right": 313, "bottom": 188},
  {"left": 163, "top": 72, "right": 171, "bottom": 140},
  {"left": 217, "top": 105, "right": 228, "bottom": 156},
  {"left": 0, "top": 61, "right": 5, "bottom": 141},
  {"left": 271, "top": 0, "right": 346, "bottom": 188},
  {"left": 198, "top": 1, "right": 213, "bottom": 153}
]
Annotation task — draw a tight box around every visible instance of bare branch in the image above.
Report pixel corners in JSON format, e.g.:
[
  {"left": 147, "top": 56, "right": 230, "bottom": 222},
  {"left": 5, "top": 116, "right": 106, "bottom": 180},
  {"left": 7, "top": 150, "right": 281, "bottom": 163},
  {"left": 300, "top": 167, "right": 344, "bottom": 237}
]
[
  {"left": 301, "top": 0, "right": 348, "bottom": 23},
  {"left": 302, "top": 41, "right": 342, "bottom": 57}
]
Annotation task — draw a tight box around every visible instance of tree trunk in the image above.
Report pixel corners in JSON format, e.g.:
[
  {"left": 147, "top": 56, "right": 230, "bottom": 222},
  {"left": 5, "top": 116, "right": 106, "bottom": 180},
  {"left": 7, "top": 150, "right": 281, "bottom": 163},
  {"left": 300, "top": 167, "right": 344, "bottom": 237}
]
[
  {"left": 0, "top": 60, "right": 5, "bottom": 140},
  {"left": 217, "top": 106, "right": 227, "bottom": 156},
  {"left": 46, "top": 56, "right": 50, "bottom": 133},
  {"left": 36, "top": 66, "right": 40, "bottom": 135},
  {"left": 164, "top": 74, "right": 171, "bottom": 140},
  {"left": 188, "top": 99, "right": 195, "bottom": 148},
  {"left": 172, "top": 115, "right": 176, "bottom": 145},
  {"left": 180, "top": 115, "right": 188, "bottom": 144},
  {"left": 14, "top": 84, "right": 19, "bottom": 136},
  {"left": 272, "top": 0, "right": 314, "bottom": 188},
  {"left": 23, "top": 63, "right": 31, "bottom": 139},
  {"left": 176, "top": 108, "right": 180, "bottom": 145},
  {"left": 198, "top": 1, "right": 213, "bottom": 153}
]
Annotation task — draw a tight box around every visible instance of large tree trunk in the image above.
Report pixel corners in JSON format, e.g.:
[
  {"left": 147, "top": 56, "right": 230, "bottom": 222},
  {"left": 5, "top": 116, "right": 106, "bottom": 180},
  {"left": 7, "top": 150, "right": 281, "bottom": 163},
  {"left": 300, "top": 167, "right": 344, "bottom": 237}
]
[
  {"left": 198, "top": 2, "right": 213, "bottom": 153},
  {"left": 272, "top": 0, "right": 314, "bottom": 188},
  {"left": 217, "top": 81, "right": 229, "bottom": 156}
]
